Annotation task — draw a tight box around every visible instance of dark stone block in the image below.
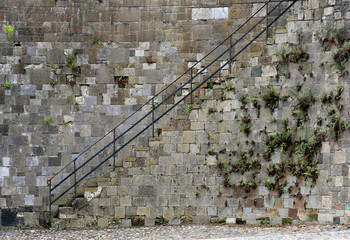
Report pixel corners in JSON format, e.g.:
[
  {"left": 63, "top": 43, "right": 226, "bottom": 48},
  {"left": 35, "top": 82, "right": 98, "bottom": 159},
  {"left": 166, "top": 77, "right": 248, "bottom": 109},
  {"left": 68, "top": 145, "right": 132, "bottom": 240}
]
[
  {"left": 0, "top": 125, "right": 9, "bottom": 136},
  {"left": 48, "top": 156, "right": 61, "bottom": 166},
  {"left": 8, "top": 136, "right": 28, "bottom": 146},
  {"left": 0, "top": 93, "right": 4, "bottom": 104},
  {"left": 28, "top": 186, "right": 39, "bottom": 196},
  {"left": 11, "top": 105, "right": 24, "bottom": 114},
  {"left": 1, "top": 209, "right": 17, "bottom": 227},
  {"left": 17, "top": 206, "right": 33, "bottom": 212},
  {"left": 32, "top": 146, "right": 45, "bottom": 156},
  {"left": 334, "top": 217, "right": 340, "bottom": 224},
  {"left": 251, "top": 66, "right": 262, "bottom": 77},
  {"left": 139, "top": 186, "right": 154, "bottom": 196}
]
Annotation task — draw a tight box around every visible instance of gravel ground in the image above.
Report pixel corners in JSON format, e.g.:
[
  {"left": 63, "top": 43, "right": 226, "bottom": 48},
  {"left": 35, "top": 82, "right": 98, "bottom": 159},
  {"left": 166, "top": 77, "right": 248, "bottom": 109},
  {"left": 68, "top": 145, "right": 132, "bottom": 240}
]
[{"left": 0, "top": 224, "right": 350, "bottom": 240}]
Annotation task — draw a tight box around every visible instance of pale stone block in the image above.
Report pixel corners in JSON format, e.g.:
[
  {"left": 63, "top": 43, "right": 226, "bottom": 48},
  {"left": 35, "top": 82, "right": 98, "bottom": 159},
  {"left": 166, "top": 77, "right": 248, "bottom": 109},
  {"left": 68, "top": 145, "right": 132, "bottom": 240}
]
[
  {"left": 135, "top": 50, "right": 144, "bottom": 57},
  {"left": 226, "top": 217, "right": 236, "bottom": 224},
  {"left": 0, "top": 167, "right": 9, "bottom": 177},
  {"left": 324, "top": 7, "right": 334, "bottom": 16},
  {"left": 192, "top": 8, "right": 214, "bottom": 20},
  {"left": 143, "top": 63, "right": 156, "bottom": 70},
  {"left": 262, "top": 65, "right": 277, "bottom": 77},
  {"left": 334, "top": 150, "right": 346, "bottom": 164},
  {"left": 139, "top": 42, "right": 150, "bottom": 50},
  {"left": 321, "top": 141, "right": 330, "bottom": 153},
  {"left": 137, "top": 207, "right": 150, "bottom": 216},
  {"left": 25, "top": 194, "right": 34, "bottom": 206},
  {"left": 214, "top": 8, "right": 228, "bottom": 19},
  {"left": 335, "top": 176, "right": 343, "bottom": 187},
  {"left": 322, "top": 196, "right": 332, "bottom": 209}
]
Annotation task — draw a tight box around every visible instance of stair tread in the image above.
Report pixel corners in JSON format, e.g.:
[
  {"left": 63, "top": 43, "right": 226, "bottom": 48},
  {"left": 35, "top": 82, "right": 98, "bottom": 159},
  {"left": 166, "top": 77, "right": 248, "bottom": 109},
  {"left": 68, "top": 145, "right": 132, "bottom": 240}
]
[
  {"left": 149, "top": 136, "right": 161, "bottom": 141},
  {"left": 124, "top": 157, "right": 136, "bottom": 162},
  {"left": 161, "top": 126, "right": 175, "bottom": 131},
  {"left": 136, "top": 147, "right": 149, "bottom": 151},
  {"left": 175, "top": 116, "right": 188, "bottom": 120}
]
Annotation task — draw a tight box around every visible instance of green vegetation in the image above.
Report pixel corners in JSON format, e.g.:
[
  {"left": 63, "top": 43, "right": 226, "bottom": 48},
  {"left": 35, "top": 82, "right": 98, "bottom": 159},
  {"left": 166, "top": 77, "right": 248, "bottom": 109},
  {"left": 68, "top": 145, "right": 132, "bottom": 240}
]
[
  {"left": 3, "top": 24, "right": 14, "bottom": 39},
  {"left": 239, "top": 114, "right": 252, "bottom": 136},
  {"left": 41, "top": 119, "right": 52, "bottom": 124},
  {"left": 1, "top": 81, "right": 10, "bottom": 90},
  {"left": 261, "top": 84, "right": 279, "bottom": 112},
  {"left": 277, "top": 44, "right": 309, "bottom": 63},
  {"left": 186, "top": 105, "right": 193, "bottom": 115}
]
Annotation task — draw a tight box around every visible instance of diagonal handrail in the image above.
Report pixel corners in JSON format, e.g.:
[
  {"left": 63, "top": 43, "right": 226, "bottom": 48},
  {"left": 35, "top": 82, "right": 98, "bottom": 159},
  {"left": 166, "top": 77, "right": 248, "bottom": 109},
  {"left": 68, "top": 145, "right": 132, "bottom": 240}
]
[
  {"left": 48, "top": 0, "right": 298, "bottom": 209},
  {"left": 48, "top": 0, "right": 274, "bottom": 183}
]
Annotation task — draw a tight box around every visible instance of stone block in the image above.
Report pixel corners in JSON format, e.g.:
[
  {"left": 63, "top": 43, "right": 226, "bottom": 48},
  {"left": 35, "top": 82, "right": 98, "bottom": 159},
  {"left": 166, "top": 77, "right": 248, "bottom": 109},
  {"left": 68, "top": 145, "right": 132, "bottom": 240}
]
[
  {"left": 306, "top": 196, "right": 321, "bottom": 209},
  {"left": 207, "top": 206, "right": 217, "bottom": 216},
  {"left": 334, "top": 150, "right": 346, "bottom": 164},
  {"left": 122, "top": 219, "right": 132, "bottom": 227},
  {"left": 97, "top": 217, "right": 109, "bottom": 228},
  {"left": 115, "top": 207, "right": 125, "bottom": 219},
  {"left": 193, "top": 25, "right": 212, "bottom": 40},
  {"left": 322, "top": 196, "right": 332, "bottom": 209}
]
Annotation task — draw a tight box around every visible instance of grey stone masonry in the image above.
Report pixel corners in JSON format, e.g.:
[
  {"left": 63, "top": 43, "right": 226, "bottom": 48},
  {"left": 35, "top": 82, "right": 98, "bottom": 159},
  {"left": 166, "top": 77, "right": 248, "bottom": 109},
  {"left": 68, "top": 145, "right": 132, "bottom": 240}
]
[{"left": 1, "top": 0, "right": 350, "bottom": 228}]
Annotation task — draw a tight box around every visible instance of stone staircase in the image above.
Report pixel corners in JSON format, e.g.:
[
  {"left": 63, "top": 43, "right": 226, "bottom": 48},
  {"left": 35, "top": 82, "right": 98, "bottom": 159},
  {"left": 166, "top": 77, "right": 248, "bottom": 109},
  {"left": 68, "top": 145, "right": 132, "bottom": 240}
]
[{"left": 51, "top": 76, "right": 239, "bottom": 228}]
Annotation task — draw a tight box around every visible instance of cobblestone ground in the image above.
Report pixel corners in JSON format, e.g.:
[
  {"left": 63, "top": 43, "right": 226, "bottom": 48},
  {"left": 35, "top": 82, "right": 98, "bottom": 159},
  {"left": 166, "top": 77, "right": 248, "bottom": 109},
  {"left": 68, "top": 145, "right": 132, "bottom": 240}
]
[{"left": 1, "top": 224, "right": 350, "bottom": 240}]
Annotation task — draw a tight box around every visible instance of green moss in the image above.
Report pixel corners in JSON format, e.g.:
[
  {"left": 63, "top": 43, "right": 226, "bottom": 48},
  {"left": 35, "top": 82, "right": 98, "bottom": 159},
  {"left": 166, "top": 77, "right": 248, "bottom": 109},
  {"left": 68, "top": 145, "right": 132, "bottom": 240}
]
[
  {"left": 282, "top": 218, "right": 292, "bottom": 225},
  {"left": 307, "top": 214, "right": 318, "bottom": 222}
]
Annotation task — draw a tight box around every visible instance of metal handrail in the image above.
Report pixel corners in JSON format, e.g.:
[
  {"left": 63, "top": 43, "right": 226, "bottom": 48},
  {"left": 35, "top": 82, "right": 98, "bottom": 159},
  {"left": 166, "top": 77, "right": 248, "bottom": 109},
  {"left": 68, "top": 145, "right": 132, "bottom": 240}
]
[
  {"left": 48, "top": 0, "right": 274, "bottom": 183},
  {"left": 48, "top": 0, "right": 298, "bottom": 210}
]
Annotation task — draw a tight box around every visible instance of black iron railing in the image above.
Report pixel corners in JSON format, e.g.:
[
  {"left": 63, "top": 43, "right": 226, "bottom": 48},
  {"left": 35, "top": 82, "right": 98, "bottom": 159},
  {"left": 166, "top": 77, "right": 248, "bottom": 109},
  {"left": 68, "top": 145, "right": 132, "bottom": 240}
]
[{"left": 48, "top": 0, "right": 299, "bottom": 219}]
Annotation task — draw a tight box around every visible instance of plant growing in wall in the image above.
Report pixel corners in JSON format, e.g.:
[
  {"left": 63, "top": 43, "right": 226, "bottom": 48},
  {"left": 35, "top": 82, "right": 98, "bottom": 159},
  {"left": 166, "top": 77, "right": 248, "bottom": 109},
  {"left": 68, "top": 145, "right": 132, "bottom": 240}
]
[
  {"left": 261, "top": 84, "right": 279, "bottom": 112},
  {"left": 250, "top": 95, "right": 262, "bottom": 118},
  {"left": 3, "top": 24, "right": 14, "bottom": 39},
  {"left": 316, "top": 22, "right": 345, "bottom": 51},
  {"left": 239, "top": 177, "right": 257, "bottom": 193},
  {"left": 290, "top": 89, "right": 315, "bottom": 125},
  {"left": 239, "top": 93, "right": 249, "bottom": 110},
  {"left": 277, "top": 44, "right": 309, "bottom": 64},
  {"left": 1, "top": 81, "right": 10, "bottom": 90},
  {"left": 186, "top": 105, "right": 193, "bottom": 115},
  {"left": 330, "top": 41, "right": 350, "bottom": 77},
  {"left": 239, "top": 114, "right": 252, "bottom": 136},
  {"left": 88, "top": 35, "right": 100, "bottom": 45}
]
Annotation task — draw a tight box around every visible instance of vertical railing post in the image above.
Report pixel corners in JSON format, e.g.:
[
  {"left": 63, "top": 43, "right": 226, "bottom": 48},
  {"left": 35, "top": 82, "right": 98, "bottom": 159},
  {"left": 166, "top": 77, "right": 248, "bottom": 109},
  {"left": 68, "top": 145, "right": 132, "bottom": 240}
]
[
  {"left": 73, "top": 159, "right": 77, "bottom": 199},
  {"left": 113, "top": 128, "right": 116, "bottom": 170},
  {"left": 266, "top": 2, "right": 269, "bottom": 43},
  {"left": 48, "top": 181, "right": 52, "bottom": 225},
  {"left": 152, "top": 98, "right": 155, "bottom": 137},
  {"left": 229, "top": 35, "right": 232, "bottom": 74},
  {"left": 190, "top": 67, "right": 193, "bottom": 105}
]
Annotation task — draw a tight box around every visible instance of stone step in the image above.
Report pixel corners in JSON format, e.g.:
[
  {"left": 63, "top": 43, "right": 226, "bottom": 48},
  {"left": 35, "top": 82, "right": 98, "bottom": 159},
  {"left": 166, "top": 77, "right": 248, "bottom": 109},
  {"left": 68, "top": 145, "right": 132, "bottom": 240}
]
[
  {"left": 192, "top": 104, "right": 201, "bottom": 109},
  {"left": 136, "top": 147, "right": 149, "bottom": 151},
  {"left": 123, "top": 157, "right": 136, "bottom": 162},
  {"left": 276, "top": 28, "right": 287, "bottom": 34},
  {"left": 97, "top": 177, "right": 110, "bottom": 182},
  {"left": 84, "top": 187, "right": 98, "bottom": 192},
  {"left": 174, "top": 116, "right": 188, "bottom": 120},
  {"left": 149, "top": 136, "right": 161, "bottom": 142},
  {"left": 161, "top": 126, "right": 175, "bottom": 131}
]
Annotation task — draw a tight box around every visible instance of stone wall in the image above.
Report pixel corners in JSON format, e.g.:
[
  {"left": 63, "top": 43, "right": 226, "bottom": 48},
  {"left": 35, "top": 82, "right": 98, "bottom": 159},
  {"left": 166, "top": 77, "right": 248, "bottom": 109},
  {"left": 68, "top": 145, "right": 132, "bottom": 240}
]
[{"left": 0, "top": 0, "right": 350, "bottom": 227}]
